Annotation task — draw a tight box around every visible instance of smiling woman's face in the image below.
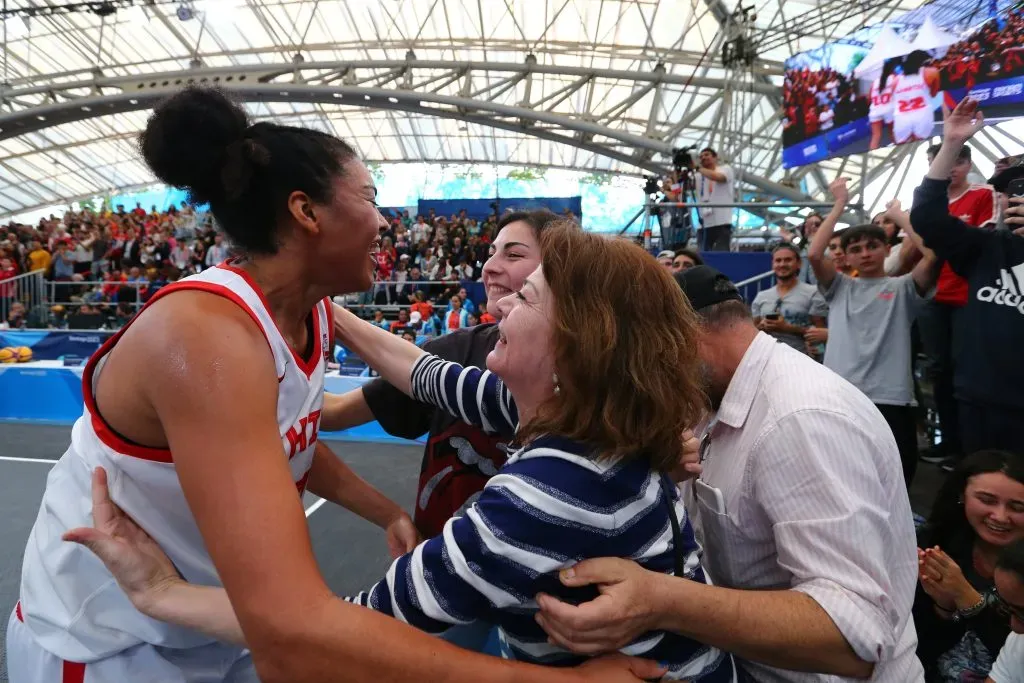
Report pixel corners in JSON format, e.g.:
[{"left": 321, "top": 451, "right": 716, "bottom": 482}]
[
  {"left": 964, "top": 472, "right": 1024, "bottom": 548},
  {"left": 481, "top": 221, "right": 541, "bottom": 318},
  {"left": 487, "top": 265, "right": 556, "bottom": 409}
]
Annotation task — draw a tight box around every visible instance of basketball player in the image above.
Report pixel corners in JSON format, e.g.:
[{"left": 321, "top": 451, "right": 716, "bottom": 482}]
[
  {"left": 892, "top": 50, "right": 942, "bottom": 145},
  {"left": 868, "top": 60, "right": 900, "bottom": 150},
  {"left": 5, "top": 86, "right": 662, "bottom": 683}
]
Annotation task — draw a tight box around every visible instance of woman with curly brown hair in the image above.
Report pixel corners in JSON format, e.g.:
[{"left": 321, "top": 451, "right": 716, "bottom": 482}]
[{"left": 66, "top": 222, "right": 733, "bottom": 680}]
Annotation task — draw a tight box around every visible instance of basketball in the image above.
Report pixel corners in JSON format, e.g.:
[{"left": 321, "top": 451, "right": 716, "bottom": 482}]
[
  {"left": 16, "top": 346, "right": 33, "bottom": 363},
  {"left": 0, "top": 347, "right": 16, "bottom": 364}
]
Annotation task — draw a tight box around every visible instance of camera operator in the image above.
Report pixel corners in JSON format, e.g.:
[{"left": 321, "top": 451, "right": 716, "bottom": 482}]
[
  {"left": 694, "top": 147, "right": 736, "bottom": 251},
  {"left": 660, "top": 170, "right": 689, "bottom": 248}
]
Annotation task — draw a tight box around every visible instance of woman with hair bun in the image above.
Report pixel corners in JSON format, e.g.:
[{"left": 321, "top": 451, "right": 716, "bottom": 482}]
[{"left": 6, "top": 87, "right": 660, "bottom": 683}]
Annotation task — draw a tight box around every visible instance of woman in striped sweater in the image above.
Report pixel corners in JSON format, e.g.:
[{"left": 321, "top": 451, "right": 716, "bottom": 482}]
[{"left": 65, "top": 223, "right": 734, "bottom": 681}]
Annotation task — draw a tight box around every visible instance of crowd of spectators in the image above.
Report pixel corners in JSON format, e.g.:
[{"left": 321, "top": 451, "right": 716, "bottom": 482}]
[
  {"left": 650, "top": 108, "right": 1024, "bottom": 679},
  {"left": 932, "top": 9, "right": 1024, "bottom": 91},
  {"left": 0, "top": 201, "right": 574, "bottom": 337},
  {"left": 783, "top": 7, "right": 1024, "bottom": 148},
  {"left": 0, "top": 201, "right": 222, "bottom": 329},
  {"left": 782, "top": 66, "right": 866, "bottom": 146}
]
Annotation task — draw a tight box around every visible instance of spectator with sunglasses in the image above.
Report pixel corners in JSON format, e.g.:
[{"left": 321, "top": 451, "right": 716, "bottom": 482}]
[{"left": 989, "top": 539, "right": 1024, "bottom": 683}]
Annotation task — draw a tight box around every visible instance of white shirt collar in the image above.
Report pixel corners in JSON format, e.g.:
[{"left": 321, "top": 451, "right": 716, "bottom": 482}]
[{"left": 715, "top": 332, "right": 776, "bottom": 429}]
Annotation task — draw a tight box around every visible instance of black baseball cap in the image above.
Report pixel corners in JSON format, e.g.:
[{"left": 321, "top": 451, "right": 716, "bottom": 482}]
[{"left": 673, "top": 265, "right": 743, "bottom": 311}]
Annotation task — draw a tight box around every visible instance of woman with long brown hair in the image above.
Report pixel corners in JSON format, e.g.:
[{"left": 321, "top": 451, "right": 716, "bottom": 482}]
[{"left": 64, "top": 223, "right": 731, "bottom": 680}]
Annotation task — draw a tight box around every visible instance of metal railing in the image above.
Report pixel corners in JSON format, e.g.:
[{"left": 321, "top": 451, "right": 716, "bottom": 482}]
[
  {"left": 733, "top": 269, "right": 776, "bottom": 303},
  {"left": 0, "top": 271, "right": 47, "bottom": 328},
  {"left": 625, "top": 199, "right": 867, "bottom": 251},
  {"left": 1, "top": 274, "right": 472, "bottom": 330},
  {"left": 336, "top": 278, "right": 478, "bottom": 310}
]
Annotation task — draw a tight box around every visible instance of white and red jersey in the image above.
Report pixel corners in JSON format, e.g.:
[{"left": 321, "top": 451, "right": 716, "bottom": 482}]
[
  {"left": 892, "top": 72, "right": 937, "bottom": 143},
  {"left": 18, "top": 260, "right": 333, "bottom": 662},
  {"left": 868, "top": 75, "right": 896, "bottom": 123},
  {"left": 893, "top": 72, "right": 930, "bottom": 117}
]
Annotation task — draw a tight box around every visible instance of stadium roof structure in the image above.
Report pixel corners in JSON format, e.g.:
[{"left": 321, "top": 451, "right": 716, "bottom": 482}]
[{"left": 0, "top": 0, "right": 940, "bottom": 219}]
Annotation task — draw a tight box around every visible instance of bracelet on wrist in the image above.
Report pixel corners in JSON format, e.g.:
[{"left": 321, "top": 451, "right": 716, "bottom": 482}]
[{"left": 952, "top": 593, "right": 988, "bottom": 623}]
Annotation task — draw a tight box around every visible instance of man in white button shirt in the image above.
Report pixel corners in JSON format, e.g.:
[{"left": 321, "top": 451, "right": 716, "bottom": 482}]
[
  {"left": 535, "top": 266, "right": 924, "bottom": 682},
  {"left": 989, "top": 540, "right": 1024, "bottom": 683}
]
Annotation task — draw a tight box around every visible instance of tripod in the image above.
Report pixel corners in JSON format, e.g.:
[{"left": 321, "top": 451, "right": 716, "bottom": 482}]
[{"left": 670, "top": 166, "right": 703, "bottom": 249}]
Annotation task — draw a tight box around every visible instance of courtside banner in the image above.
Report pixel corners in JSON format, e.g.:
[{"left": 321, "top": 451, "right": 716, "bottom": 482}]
[{"left": 0, "top": 330, "right": 113, "bottom": 361}]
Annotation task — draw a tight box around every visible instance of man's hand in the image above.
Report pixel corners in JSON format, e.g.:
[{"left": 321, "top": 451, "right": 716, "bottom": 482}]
[
  {"left": 828, "top": 177, "right": 850, "bottom": 207},
  {"left": 385, "top": 511, "right": 421, "bottom": 559},
  {"left": 884, "top": 199, "right": 909, "bottom": 225},
  {"left": 535, "top": 558, "right": 665, "bottom": 654},
  {"left": 804, "top": 326, "right": 828, "bottom": 344},
  {"left": 944, "top": 97, "right": 984, "bottom": 143},
  {"left": 1006, "top": 196, "right": 1024, "bottom": 237},
  {"left": 669, "top": 429, "right": 701, "bottom": 483}
]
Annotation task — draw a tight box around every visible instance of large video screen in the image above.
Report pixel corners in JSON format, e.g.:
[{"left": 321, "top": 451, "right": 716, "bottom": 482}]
[{"left": 782, "top": 0, "right": 1024, "bottom": 168}]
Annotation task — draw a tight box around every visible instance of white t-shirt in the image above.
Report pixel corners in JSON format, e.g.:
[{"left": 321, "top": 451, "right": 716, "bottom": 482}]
[
  {"left": 884, "top": 240, "right": 904, "bottom": 276},
  {"left": 698, "top": 164, "right": 735, "bottom": 229},
  {"left": 989, "top": 632, "right": 1024, "bottom": 683}
]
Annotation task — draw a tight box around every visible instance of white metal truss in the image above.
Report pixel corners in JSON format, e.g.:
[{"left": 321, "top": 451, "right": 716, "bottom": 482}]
[{"left": 0, "top": 0, "right": 934, "bottom": 218}]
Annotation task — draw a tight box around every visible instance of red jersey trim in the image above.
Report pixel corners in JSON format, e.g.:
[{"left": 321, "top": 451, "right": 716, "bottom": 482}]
[
  {"left": 62, "top": 661, "right": 86, "bottom": 683},
  {"left": 82, "top": 281, "right": 275, "bottom": 463},
  {"left": 324, "top": 297, "right": 335, "bottom": 359},
  {"left": 217, "top": 260, "right": 323, "bottom": 380},
  {"left": 13, "top": 600, "right": 86, "bottom": 682}
]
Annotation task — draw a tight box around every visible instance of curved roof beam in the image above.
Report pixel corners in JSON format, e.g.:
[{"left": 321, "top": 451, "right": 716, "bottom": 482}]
[
  {"left": 0, "top": 60, "right": 803, "bottom": 202},
  {"left": 0, "top": 61, "right": 778, "bottom": 148}
]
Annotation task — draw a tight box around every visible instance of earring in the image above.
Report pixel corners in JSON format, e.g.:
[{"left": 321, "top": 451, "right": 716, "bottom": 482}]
[{"left": 553, "top": 373, "right": 560, "bottom": 395}]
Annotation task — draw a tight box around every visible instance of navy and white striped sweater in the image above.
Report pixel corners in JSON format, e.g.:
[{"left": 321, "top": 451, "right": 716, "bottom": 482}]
[{"left": 349, "top": 355, "right": 735, "bottom": 681}]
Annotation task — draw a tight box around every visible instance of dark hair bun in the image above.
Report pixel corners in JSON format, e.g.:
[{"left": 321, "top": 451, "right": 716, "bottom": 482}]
[{"left": 139, "top": 86, "right": 249, "bottom": 205}]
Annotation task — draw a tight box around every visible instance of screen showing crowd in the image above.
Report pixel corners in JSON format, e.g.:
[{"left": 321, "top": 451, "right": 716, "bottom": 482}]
[{"left": 782, "top": 0, "right": 1024, "bottom": 168}]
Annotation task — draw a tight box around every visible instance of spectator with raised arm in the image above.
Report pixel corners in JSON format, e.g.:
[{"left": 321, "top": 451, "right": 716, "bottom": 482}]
[
  {"left": 908, "top": 97, "right": 1024, "bottom": 454},
  {"left": 808, "top": 176, "right": 939, "bottom": 487},
  {"left": 918, "top": 142, "right": 996, "bottom": 468}
]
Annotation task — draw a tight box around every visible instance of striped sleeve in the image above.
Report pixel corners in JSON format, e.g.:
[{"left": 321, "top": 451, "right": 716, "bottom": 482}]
[
  {"left": 345, "top": 452, "right": 678, "bottom": 640},
  {"left": 344, "top": 460, "right": 591, "bottom": 632},
  {"left": 409, "top": 353, "right": 517, "bottom": 436}
]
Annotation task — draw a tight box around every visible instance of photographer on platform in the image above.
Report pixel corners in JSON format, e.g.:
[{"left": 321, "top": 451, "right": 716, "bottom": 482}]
[{"left": 694, "top": 148, "right": 736, "bottom": 252}]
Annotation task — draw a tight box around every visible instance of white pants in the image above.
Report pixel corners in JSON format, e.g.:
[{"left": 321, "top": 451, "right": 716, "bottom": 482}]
[{"left": 6, "top": 607, "right": 259, "bottom": 683}]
